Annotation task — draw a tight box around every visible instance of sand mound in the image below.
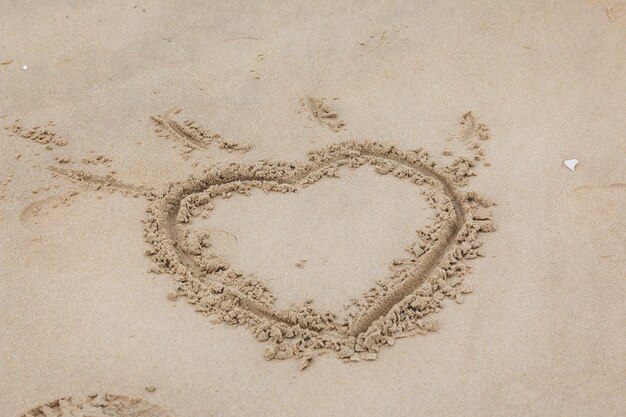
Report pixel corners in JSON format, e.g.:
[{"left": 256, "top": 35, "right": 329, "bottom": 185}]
[{"left": 16, "top": 393, "right": 173, "bottom": 417}]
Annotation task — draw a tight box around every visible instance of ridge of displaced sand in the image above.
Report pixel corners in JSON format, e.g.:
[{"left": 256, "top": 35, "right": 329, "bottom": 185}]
[
  {"left": 48, "top": 166, "right": 154, "bottom": 197},
  {"left": 15, "top": 393, "right": 173, "bottom": 417},
  {"left": 152, "top": 108, "right": 251, "bottom": 153},
  {"left": 5, "top": 122, "right": 68, "bottom": 148}
]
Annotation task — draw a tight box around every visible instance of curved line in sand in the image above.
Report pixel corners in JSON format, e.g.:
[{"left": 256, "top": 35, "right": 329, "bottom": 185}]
[{"left": 152, "top": 142, "right": 468, "bottom": 337}]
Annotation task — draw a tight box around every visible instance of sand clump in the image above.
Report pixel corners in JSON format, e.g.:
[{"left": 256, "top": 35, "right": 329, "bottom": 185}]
[
  {"left": 82, "top": 154, "right": 112, "bottom": 166},
  {"left": 440, "top": 111, "right": 492, "bottom": 183},
  {"left": 54, "top": 156, "right": 72, "bottom": 164},
  {"left": 152, "top": 108, "right": 251, "bottom": 154},
  {"left": 5, "top": 122, "right": 68, "bottom": 147},
  {"left": 142, "top": 115, "right": 495, "bottom": 366},
  {"left": 300, "top": 97, "right": 346, "bottom": 132},
  {"left": 16, "top": 393, "right": 173, "bottom": 417}
]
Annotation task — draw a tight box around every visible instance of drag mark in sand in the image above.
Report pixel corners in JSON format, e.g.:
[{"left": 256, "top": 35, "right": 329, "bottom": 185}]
[
  {"left": 15, "top": 393, "right": 174, "bottom": 417},
  {"left": 346, "top": 151, "right": 467, "bottom": 336},
  {"left": 300, "top": 97, "right": 346, "bottom": 132},
  {"left": 152, "top": 108, "right": 251, "bottom": 152},
  {"left": 48, "top": 165, "right": 154, "bottom": 197}
]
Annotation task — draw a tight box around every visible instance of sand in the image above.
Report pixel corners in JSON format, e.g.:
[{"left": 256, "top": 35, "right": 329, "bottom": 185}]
[{"left": 1, "top": 1, "right": 625, "bottom": 416}]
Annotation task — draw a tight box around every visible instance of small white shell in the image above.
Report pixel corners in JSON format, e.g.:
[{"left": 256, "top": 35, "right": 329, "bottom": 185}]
[{"left": 564, "top": 159, "right": 578, "bottom": 172}]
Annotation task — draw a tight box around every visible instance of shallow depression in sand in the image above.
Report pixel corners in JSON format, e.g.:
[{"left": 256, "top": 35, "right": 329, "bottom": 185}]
[{"left": 186, "top": 165, "right": 436, "bottom": 312}]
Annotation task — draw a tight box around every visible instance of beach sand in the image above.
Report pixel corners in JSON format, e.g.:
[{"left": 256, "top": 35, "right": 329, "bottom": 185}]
[{"left": 1, "top": 1, "right": 625, "bottom": 416}]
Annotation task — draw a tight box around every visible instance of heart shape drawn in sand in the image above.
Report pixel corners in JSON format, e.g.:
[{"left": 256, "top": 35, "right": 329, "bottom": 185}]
[{"left": 144, "top": 140, "right": 495, "bottom": 366}]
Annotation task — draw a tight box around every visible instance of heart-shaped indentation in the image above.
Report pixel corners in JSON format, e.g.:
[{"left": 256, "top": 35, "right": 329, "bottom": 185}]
[
  {"left": 191, "top": 165, "right": 437, "bottom": 312},
  {"left": 145, "top": 141, "right": 495, "bottom": 363}
]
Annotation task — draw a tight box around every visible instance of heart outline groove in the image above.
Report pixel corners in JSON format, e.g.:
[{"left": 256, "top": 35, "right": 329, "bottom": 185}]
[{"left": 144, "top": 140, "right": 495, "bottom": 365}]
